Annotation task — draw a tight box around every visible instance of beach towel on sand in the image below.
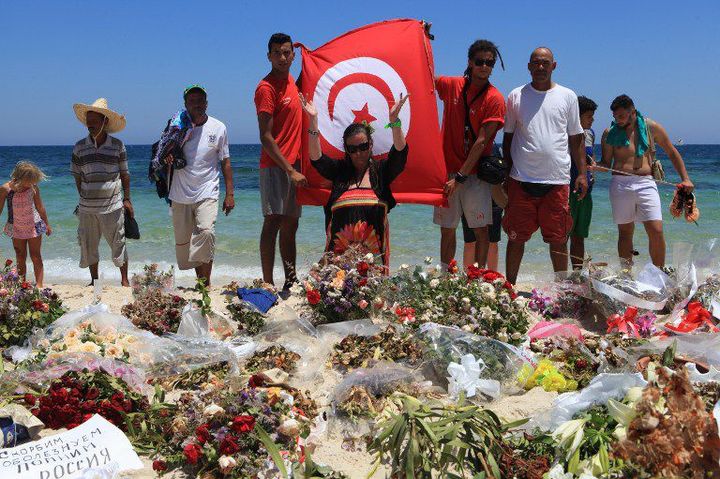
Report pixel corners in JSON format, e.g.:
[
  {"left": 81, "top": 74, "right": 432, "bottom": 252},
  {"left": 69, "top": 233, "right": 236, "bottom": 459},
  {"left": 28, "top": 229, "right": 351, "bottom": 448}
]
[{"left": 236, "top": 288, "right": 277, "bottom": 314}]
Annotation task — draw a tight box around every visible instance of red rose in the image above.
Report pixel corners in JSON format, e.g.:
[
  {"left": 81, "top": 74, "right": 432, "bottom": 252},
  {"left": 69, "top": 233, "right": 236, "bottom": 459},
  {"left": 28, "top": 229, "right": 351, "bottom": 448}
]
[
  {"left": 24, "top": 394, "right": 36, "bottom": 406},
  {"left": 183, "top": 443, "right": 203, "bottom": 465},
  {"left": 219, "top": 435, "right": 240, "bottom": 455},
  {"left": 5, "top": 259, "right": 12, "bottom": 267},
  {"left": 152, "top": 460, "right": 167, "bottom": 472},
  {"left": 356, "top": 261, "right": 369, "bottom": 276},
  {"left": 358, "top": 278, "right": 368, "bottom": 287},
  {"left": 85, "top": 387, "right": 100, "bottom": 400},
  {"left": 447, "top": 259, "right": 458, "bottom": 274},
  {"left": 195, "top": 424, "right": 211, "bottom": 444},
  {"left": 21, "top": 281, "right": 31, "bottom": 289},
  {"left": 231, "top": 415, "right": 255, "bottom": 434},
  {"left": 306, "top": 289, "right": 321, "bottom": 306},
  {"left": 466, "top": 264, "right": 481, "bottom": 280},
  {"left": 248, "top": 374, "right": 267, "bottom": 388}
]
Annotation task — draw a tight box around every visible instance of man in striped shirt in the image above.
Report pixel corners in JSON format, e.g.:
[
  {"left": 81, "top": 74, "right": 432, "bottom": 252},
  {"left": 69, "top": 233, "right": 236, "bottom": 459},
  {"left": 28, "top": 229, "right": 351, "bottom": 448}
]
[{"left": 71, "top": 98, "right": 132, "bottom": 286}]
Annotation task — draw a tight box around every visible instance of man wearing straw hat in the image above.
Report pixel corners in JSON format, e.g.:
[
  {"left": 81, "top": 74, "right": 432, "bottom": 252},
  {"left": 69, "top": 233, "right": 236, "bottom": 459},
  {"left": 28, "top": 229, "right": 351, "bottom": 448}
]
[{"left": 71, "top": 98, "right": 132, "bottom": 286}]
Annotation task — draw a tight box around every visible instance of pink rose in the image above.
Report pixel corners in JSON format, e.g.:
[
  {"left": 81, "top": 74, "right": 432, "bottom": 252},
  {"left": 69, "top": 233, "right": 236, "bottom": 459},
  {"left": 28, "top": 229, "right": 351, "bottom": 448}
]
[{"left": 358, "top": 300, "right": 368, "bottom": 310}]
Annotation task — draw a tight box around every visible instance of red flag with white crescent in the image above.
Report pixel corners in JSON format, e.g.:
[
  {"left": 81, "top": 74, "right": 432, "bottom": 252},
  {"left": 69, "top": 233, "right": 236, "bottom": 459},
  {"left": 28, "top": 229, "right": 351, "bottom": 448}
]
[{"left": 296, "top": 19, "right": 446, "bottom": 206}]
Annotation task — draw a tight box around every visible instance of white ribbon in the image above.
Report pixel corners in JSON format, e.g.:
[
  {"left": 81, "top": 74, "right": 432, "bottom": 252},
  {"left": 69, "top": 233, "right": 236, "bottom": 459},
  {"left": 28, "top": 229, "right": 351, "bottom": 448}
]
[{"left": 446, "top": 354, "right": 500, "bottom": 400}]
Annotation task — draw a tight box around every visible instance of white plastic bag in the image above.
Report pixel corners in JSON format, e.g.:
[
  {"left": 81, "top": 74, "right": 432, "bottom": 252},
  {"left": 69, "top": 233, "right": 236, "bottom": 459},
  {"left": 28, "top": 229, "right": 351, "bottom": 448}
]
[{"left": 447, "top": 354, "right": 501, "bottom": 400}]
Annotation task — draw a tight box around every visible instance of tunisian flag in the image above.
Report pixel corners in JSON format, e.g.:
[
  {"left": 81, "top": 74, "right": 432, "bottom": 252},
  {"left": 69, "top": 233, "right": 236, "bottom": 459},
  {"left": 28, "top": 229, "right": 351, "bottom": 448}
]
[{"left": 296, "top": 19, "right": 446, "bottom": 206}]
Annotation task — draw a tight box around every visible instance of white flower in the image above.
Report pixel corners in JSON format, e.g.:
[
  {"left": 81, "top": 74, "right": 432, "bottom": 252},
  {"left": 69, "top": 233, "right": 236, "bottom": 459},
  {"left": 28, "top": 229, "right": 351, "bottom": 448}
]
[
  {"left": 364, "top": 253, "right": 375, "bottom": 263},
  {"left": 399, "top": 263, "right": 410, "bottom": 271},
  {"left": 497, "top": 332, "right": 508, "bottom": 342},
  {"left": 479, "top": 306, "right": 493, "bottom": 319},
  {"left": 202, "top": 403, "right": 225, "bottom": 418},
  {"left": 552, "top": 418, "right": 587, "bottom": 460},
  {"left": 511, "top": 332, "right": 522, "bottom": 341},
  {"left": 278, "top": 418, "right": 300, "bottom": 437},
  {"left": 429, "top": 278, "right": 440, "bottom": 288},
  {"left": 218, "top": 455, "right": 238, "bottom": 474},
  {"left": 424, "top": 256, "right": 433, "bottom": 264},
  {"left": 544, "top": 464, "right": 573, "bottom": 479}
]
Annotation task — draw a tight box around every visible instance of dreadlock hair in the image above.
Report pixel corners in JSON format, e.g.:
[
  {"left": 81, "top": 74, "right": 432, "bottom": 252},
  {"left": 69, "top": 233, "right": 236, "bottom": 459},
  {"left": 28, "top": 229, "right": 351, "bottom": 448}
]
[
  {"left": 611, "top": 94, "right": 635, "bottom": 112},
  {"left": 463, "top": 39, "right": 505, "bottom": 78},
  {"left": 268, "top": 33, "right": 292, "bottom": 52},
  {"left": 578, "top": 96, "right": 598, "bottom": 115}
]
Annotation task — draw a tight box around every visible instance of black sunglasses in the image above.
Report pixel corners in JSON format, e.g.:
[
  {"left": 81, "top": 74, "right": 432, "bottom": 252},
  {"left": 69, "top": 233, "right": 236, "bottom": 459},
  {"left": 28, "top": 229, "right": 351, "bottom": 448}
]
[
  {"left": 345, "top": 141, "right": 370, "bottom": 154},
  {"left": 473, "top": 58, "right": 496, "bottom": 68}
]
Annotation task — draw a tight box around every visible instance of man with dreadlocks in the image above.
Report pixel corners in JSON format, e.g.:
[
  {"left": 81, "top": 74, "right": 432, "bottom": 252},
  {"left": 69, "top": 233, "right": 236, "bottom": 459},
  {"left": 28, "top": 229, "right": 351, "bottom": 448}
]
[{"left": 432, "top": 39, "right": 507, "bottom": 270}]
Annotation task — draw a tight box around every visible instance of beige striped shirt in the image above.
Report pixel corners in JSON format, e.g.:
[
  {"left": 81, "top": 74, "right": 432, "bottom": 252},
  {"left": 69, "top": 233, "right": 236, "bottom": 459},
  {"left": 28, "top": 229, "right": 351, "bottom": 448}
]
[{"left": 71, "top": 135, "right": 128, "bottom": 214}]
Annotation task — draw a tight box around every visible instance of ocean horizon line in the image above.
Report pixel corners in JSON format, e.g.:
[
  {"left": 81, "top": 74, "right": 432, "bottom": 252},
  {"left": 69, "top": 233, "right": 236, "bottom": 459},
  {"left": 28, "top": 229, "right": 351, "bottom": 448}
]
[{"left": 2, "top": 142, "right": 718, "bottom": 148}]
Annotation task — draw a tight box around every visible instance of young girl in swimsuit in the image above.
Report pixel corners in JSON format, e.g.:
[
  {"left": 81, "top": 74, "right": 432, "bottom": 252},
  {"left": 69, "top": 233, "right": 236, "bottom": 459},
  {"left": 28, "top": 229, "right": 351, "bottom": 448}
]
[{"left": 0, "top": 162, "right": 52, "bottom": 287}]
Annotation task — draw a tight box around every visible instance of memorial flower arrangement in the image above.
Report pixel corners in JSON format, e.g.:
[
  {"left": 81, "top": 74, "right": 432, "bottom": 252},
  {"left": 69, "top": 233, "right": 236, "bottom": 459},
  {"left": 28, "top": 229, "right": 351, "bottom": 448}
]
[
  {"left": 25, "top": 369, "right": 149, "bottom": 430},
  {"left": 25, "top": 319, "right": 147, "bottom": 365},
  {"left": 379, "top": 261, "right": 531, "bottom": 345},
  {"left": 301, "top": 249, "right": 384, "bottom": 325},
  {"left": 517, "top": 359, "right": 579, "bottom": 393},
  {"left": 0, "top": 259, "right": 65, "bottom": 348},
  {"left": 245, "top": 346, "right": 301, "bottom": 374},
  {"left": 328, "top": 325, "right": 424, "bottom": 371},
  {"left": 528, "top": 338, "right": 599, "bottom": 389},
  {"left": 121, "top": 289, "right": 187, "bottom": 336},
  {"left": 152, "top": 383, "right": 314, "bottom": 478},
  {"left": 130, "top": 263, "right": 175, "bottom": 299}
]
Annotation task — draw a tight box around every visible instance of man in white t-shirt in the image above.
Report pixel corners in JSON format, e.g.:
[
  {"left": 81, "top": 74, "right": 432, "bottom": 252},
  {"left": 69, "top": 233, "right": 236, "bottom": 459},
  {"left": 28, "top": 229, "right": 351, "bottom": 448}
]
[
  {"left": 166, "top": 85, "right": 235, "bottom": 286},
  {"left": 501, "top": 47, "right": 588, "bottom": 284}
]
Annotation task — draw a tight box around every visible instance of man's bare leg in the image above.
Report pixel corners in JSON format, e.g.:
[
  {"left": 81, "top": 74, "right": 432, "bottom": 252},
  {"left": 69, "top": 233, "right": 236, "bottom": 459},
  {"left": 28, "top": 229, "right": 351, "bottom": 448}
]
[
  {"left": 472, "top": 226, "right": 490, "bottom": 268},
  {"left": 89, "top": 262, "right": 99, "bottom": 286},
  {"left": 119, "top": 261, "right": 129, "bottom": 287},
  {"left": 569, "top": 236, "right": 585, "bottom": 270},
  {"left": 549, "top": 242, "right": 568, "bottom": 274},
  {"left": 617, "top": 222, "right": 635, "bottom": 265},
  {"left": 506, "top": 240, "right": 525, "bottom": 285},
  {"left": 487, "top": 242, "right": 499, "bottom": 272},
  {"left": 643, "top": 220, "right": 665, "bottom": 267},
  {"left": 440, "top": 227, "right": 457, "bottom": 266},
  {"left": 260, "top": 215, "right": 282, "bottom": 285},
  {"left": 279, "top": 215, "right": 299, "bottom": 288},
  {"left": 195, "top": 261, "right": 213, "bottom": 287},
  {"left": 463, "top": 242, "right": 476, "bottom": 268}
]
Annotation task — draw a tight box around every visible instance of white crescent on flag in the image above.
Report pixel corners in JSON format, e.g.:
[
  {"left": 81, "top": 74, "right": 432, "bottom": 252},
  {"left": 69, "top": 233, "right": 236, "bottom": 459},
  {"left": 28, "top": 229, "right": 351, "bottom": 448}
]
[{"left": 313, "top": 57, "right": 410, "bottom": 156}]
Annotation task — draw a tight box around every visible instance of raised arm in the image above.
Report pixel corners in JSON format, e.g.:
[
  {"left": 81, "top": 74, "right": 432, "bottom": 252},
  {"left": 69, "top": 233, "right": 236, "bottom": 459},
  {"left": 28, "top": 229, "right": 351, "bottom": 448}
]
[
  {"left": 388, "top": 93, "right": 409, "bottom": 151},
  {"left": 650, "top": 120, "right": 693, "bottom": 191}
]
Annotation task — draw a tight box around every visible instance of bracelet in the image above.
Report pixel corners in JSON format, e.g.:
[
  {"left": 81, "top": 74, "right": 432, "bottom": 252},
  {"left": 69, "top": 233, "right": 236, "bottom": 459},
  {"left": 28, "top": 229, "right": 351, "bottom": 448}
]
[
  {"left": 307, "top": 129, "right": 320, "bottom": 136},
  {"left": 384, "top": 119, "right": 402, "bottom": 129},
  {"left": 454, "top": 172, "right": 468, "bottom": 184}
]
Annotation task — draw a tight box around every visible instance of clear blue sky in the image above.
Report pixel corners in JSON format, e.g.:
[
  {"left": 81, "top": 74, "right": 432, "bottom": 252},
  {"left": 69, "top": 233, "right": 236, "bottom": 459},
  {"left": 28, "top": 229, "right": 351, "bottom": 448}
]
[{"left": 2, "top": 0, "right": 718, "bottom": 145}]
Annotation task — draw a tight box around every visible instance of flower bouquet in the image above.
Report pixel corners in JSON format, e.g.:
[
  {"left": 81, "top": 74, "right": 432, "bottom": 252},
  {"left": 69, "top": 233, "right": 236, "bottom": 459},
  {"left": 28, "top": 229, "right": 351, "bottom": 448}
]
[
  {"left": 152, "top": 384, "right": 314, "bottom": 478},
  {"left": 121, "top": 289, "right": 187, "bottom": 335},
  {"left": 301, "top": 249, "right": 384, "bottom": 325},
  {"left": 381, "top": 261, "right": 530, "bottom": 345},
  {"left": 0, "top": 260, "right": 65, "bottom": 348},
  {"left": 244, "top": 346, "right": 301, "bottom": 374},
  {"left": 328, "top": 325, "right": 424, "bottom": 371},
  {"left": 528, "top": 338, "right": 599, "bottom": 389},
  {"left": 517, "top": 359, "right": 579, "bottom": 393},
  {"left": 130, "top": 263, "right": 175, "bottom": 299},
  {"left": 25, "top": 369, "right": 149, "bottom": 430}
]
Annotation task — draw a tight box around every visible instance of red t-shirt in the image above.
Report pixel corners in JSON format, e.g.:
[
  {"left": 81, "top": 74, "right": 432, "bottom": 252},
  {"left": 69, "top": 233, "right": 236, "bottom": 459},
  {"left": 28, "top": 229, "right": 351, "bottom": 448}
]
[
  {"left": 436, "top": 76, "right": 506, "bottom": 174},
  {"left": 254, "top": 74, "right": 302, "bottom": 169}
]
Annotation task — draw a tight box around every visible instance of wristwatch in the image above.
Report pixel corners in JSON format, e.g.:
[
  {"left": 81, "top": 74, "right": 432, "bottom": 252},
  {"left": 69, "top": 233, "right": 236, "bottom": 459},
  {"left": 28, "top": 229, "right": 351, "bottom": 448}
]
[{"left": 454, "top": 172, "right": 468, "bottom": 184}]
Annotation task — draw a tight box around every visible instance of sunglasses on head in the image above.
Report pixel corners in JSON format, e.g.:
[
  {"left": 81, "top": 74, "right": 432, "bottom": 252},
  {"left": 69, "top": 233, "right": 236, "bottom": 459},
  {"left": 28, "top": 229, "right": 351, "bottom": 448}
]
[
  {"left": 473, "top": 58, "right": 496, "bottom": 68},
  {"left": 345, "top": 141, "right": 370, "bottom": 154}
]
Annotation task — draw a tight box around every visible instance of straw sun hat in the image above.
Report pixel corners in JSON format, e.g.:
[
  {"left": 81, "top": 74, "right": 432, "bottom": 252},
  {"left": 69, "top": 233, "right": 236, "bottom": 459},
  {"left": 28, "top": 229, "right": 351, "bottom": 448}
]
[{"left": 72, "top": 98, "right": 126, "bottom": 133}]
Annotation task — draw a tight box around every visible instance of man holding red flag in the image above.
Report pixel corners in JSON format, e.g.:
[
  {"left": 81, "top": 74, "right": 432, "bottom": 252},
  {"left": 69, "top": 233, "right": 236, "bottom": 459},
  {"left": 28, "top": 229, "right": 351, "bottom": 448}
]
[
  {"left": 255, "top": 33, "right": 307, "bottom": 291},
  {"left": 432, "top": 39, "right": 506, "bottom": 270}
]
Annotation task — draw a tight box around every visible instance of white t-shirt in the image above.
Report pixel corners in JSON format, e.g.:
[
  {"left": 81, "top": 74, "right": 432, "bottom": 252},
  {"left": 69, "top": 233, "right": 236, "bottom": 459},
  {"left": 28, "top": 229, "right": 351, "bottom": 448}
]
[
  {"left": 169, "top": 116, "right": 230, "bottom": 204},
  {"left": 504, "top": 83, "right": 583, "bottom": 184}
]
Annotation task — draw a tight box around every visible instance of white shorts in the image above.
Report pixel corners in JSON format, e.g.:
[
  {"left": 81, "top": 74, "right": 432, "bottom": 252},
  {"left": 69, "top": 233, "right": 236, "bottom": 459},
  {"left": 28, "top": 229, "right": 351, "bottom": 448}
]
[
  {"left": 610, "top": 175, "right": 662, "bottom": 224},
  {"left": 433, "top": 175, "right": 492, "bottom": 229}
]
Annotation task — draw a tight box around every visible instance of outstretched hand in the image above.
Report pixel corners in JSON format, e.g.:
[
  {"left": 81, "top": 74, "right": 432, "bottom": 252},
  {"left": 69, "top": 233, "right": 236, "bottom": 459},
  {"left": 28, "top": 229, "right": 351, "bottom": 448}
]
[
  {"left": 299, "top": 93, "right": 317, "bottom": 118},
  {"left": 389, "top": 93, "right": 409, "bottom": 123}
]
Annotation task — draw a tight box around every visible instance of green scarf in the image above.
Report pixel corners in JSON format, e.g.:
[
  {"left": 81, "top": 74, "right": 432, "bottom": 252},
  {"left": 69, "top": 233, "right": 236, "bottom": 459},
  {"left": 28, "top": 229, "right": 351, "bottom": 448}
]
[{"left": 606, "top": 111, "right": 649, "bottom": 157}]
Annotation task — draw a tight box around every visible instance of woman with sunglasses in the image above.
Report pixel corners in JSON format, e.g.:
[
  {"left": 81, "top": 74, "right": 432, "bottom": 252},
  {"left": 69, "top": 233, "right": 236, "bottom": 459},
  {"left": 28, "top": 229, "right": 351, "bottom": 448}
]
[{"left": 299, "top": 92, "right": 409, "bottom": 271}]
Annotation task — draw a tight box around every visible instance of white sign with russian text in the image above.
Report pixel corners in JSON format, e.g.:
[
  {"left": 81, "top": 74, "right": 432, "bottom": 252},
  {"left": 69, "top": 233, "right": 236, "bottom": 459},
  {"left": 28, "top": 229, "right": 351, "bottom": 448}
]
[{"left": 0, "top": 414, "right": 143, "bottom": 479}]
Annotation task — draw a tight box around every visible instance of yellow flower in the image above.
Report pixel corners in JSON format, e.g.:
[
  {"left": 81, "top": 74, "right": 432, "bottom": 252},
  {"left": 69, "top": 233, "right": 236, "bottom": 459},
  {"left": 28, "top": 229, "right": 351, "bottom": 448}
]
[
  {"left": 266, "top": 387, "right": 282, "bottom": 405},
  {"left": 105, "top": 344, "right": 125, "bottom": 359},
  {"left": 331, "top": 270, "right": 346, "bottom": 290},
  {"left": 517, "top": 364, "right": 534, "bottom": 388},
  {"left": 535, "top": 359, "right": 555, "bottom": 375},
  {"left": 541, "top": 371, "right": 567, "bottom": 392},
  {"left": 78, "top": 342, "right": 101, "bottom": 355},
  {"left": 65, "top": 329, "right": 81, "bottom": 340}
]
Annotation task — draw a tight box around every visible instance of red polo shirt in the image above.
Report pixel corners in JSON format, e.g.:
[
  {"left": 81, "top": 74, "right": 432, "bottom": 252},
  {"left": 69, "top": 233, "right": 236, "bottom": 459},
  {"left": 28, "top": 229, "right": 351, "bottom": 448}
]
[
  {"left": 436, "top": 76, "right": 506, "bottom": 174},
  {"left": 254, "top": 73, "right": 302, "bottom": 169}
]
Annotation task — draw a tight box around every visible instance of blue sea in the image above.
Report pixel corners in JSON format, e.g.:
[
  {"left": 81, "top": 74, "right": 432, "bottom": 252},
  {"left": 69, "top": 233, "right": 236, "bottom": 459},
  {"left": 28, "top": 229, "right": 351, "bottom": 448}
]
[{"left": 1, "top": 144, "right": 719, "bottom": 285}]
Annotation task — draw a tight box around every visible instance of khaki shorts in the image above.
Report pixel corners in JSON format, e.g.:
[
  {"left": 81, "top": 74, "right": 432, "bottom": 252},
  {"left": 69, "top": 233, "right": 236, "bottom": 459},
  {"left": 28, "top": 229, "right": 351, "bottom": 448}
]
[
  {"left": 259, "top": 166, "right": 302, "bottom": 218},
  {"left": 433, "top": 175, "right": 492, "bottom": 229},
  {"left": 171, "top": 198, "right": 218, "bottom": 270},
  {"left": 77, "top": 208, "right": 127, "bottom": 268}
]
